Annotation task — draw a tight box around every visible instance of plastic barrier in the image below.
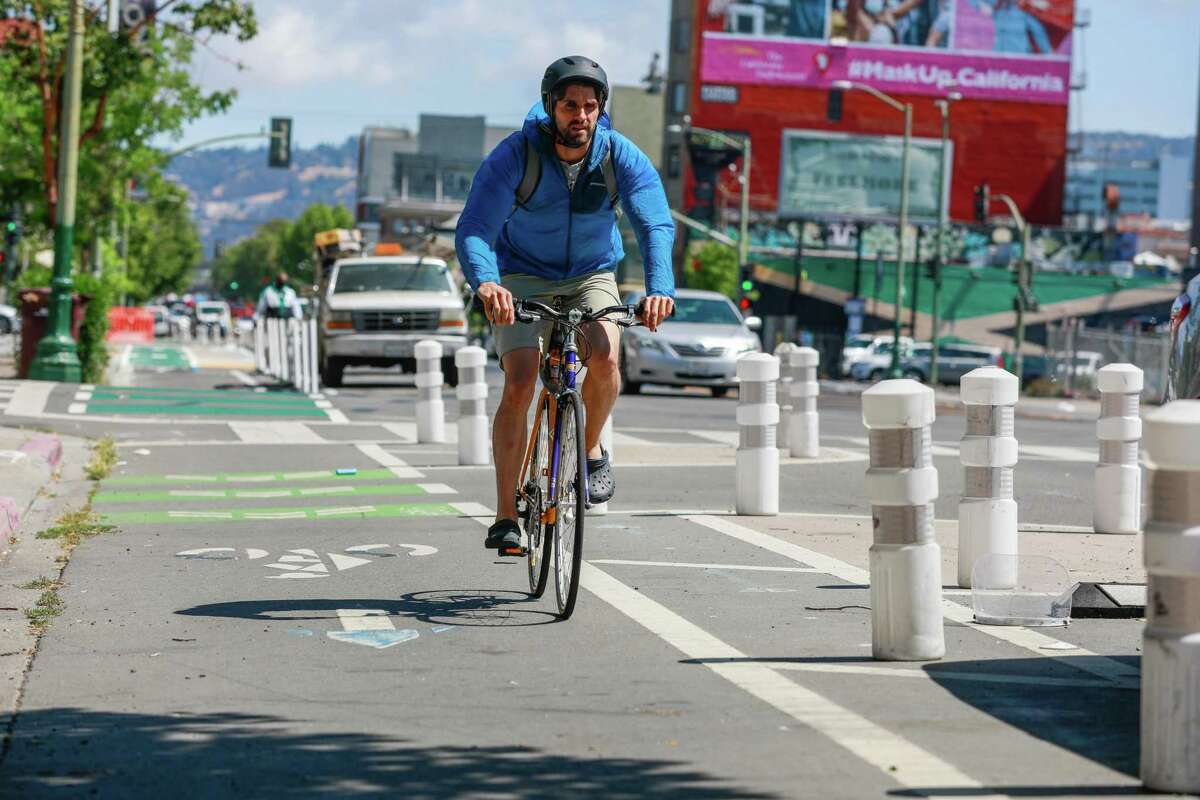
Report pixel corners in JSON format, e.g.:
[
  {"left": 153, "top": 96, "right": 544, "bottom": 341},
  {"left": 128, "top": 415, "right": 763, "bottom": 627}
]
[{"left": 106, "top": 307, "right": 155, "bottom": 344}]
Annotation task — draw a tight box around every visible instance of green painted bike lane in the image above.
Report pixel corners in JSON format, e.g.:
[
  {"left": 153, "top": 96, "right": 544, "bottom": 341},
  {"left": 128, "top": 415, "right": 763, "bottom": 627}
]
[
  {"left": 128, "top": 345, "right": 194, "bottom": 371},
  {"left": 101, "top": 503, "right": 462, "bottom": 525},
  {"left": 80, "top": 384, "right": 325, "bottom": 417},
  {"left": 104, "top": 468, "right": 397, "bottom": 486},
  {"left": 95, "top": 482, "right": 435, "bottom": 504}
]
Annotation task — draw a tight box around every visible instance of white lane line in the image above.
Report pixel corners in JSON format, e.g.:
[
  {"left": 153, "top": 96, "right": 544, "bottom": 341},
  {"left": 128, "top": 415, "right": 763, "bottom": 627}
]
[
  {"left": 167, "top": 511, "right": 235, "bottom": 519},
  {"left": 230, "top": 369, "right": 260, "bottom": 386},
  {"left": 690, "top": 430, "right": 739, "bottom": 446},
  {"left": 417, "top": 483, "right": 456, "bottom": 495},
  {"left": 324, "top": 408, "right": 350, "bottom": 424},
  {"left": 68, "top": 403, "right": 87, "bottom": 414},
  {"left": 766, "top": 661, "right": 1137, "bottom": 690},
  {"left": 314, "top": 399, "right": 333, "bottom": 408},
  {"left": 182, "top": 347, "right": 199, "bottom": 369},
  {"left": 382, "top": 422, "right": 416, "bottom": 442},
  {"left": 4, "top": 381, "right": 55, "bottom": 417},
  {"left": 229, "top": 421, "right": 325, "bottom": 444},
  {"left": 685, "top": 515, "right": 1139, "bottom": 684},
  {"left": 582, "top": 562, "right": 991, "bottom": 794},
  {"left": 459, "top": 505, "right": 990, "bottom": 793},
  {"left": 355, "top": 444, "right": 426, "bottom": 478},
  {"left": 590, "top": 559, "right": 821, "bottom": 573},
  {"left": 611, "top": 430, "right": 656, "bottom": 447}
]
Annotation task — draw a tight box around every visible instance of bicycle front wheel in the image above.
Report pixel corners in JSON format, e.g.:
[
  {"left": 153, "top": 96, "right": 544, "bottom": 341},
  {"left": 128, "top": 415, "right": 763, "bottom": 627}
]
[
  {"left": 552, "top": 391, "right": 586, "bottom": 619},
  {"left": 525, "top": 398, "right": 552, "bottom": 598}
]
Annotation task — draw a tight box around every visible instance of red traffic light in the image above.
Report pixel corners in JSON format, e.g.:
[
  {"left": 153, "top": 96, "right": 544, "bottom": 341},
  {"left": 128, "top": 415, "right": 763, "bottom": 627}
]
[{"left": 738, "top": 297, "right": 751, "bottom": 311}]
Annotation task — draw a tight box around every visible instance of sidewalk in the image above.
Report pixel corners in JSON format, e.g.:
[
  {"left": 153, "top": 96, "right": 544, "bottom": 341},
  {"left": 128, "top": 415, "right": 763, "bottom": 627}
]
[{"left": 823, "top": 378, "right": 1103, "bottom": 422}]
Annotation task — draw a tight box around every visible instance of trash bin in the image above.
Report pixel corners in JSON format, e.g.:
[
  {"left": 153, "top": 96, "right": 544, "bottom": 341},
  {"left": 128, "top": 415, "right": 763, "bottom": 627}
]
[{"left": 17, "top": 288, "right": 88, "bottom": 379}]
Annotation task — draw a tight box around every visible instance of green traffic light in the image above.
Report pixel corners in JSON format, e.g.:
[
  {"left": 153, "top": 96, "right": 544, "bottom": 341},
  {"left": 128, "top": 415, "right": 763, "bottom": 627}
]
[
  {"left": 741, "top": 279, "right": 753, "bottom": 292},
  {"left": 4, "top": 221, "right": 15, "bottom": 232},
  {"left": 230, "top": 281, "right": 239, "bottom": 290}
]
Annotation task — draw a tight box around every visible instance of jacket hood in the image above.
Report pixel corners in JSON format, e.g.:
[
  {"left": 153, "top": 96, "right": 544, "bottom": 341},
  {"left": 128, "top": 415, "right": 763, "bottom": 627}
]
[{"left": 521, "top": 102, "right": 612, "bottom": 171}]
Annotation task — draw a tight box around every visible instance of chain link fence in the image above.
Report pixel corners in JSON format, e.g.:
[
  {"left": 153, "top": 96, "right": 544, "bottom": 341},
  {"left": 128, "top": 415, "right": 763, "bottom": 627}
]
[{"left": 1044, "top": 322, "right": 1170, "bottom": 403}]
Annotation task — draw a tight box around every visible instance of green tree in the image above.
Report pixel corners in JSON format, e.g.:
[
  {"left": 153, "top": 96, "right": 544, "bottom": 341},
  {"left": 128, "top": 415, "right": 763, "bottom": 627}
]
[
  {"left": 0, "top": 0, "right": 256, "bottom": 248},
  {"left": 275, "top": 203, "right": 355, "bottom": 286},
  {"left": 687, "top": 240, "right": 738, "bottom": 300},
  {"left": 211, "top": 218, "right": 288, "bottom": 301},
  {"left": 123, "top": 177, "right": 202, "bottom": 302}
]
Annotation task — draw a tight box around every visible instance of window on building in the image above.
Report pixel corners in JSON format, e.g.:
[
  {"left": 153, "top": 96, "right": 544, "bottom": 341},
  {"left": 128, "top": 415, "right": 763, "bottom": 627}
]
[
  {"left": 667, "top": 144, "right": 681, "bottom": 179},
  {"left": 672, "top": 18, "right": 690, "bottom": 53},
  {"left": 442, "top": 164, "right": 475, "bottom": 201},
  {"left": 670, "top": 81, "right": 687, "bottom": 115}
]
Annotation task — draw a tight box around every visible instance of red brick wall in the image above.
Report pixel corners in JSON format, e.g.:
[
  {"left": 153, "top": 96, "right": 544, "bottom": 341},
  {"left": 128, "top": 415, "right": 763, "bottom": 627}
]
[{"left": 686, "top": 5, "right": 1068, "bottom": 225}]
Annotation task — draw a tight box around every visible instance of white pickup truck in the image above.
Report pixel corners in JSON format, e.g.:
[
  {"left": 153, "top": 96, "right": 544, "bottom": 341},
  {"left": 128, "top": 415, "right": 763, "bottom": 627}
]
[{"left": 317, "top": 255, "right": 467, "bottom": 387}]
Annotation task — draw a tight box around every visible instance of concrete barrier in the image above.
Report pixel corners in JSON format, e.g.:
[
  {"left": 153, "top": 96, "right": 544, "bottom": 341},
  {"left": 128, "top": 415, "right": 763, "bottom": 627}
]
[
  {"left": 415, "top": 339, "right": 446, "bottom": 443},
  {"left": 957, "top": 366, "right": 1019, "bottom": 588},
  {"left": 735, "top": 354, "right": 779, "bottom": 516},
  {"left": 1140, "top": 400, "right": 1200, "bottom": 794},
  {"left": 862, "top": 379, "right": 945, "bottom": 661},
  {"left": 1094, "top": 363, "right": 1143, "bottom": 535}
]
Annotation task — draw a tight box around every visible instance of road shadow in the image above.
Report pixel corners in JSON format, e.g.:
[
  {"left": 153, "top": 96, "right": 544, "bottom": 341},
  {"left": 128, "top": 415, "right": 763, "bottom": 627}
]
[
  {"left": 177, "top": 590, "right": 561, "bottom": 628},
  {"left": 0, "top": 708, "right": 778, "bottom": 799},
  {"left": 922, "top": 656, "right": 1140, "bottom": 778}
]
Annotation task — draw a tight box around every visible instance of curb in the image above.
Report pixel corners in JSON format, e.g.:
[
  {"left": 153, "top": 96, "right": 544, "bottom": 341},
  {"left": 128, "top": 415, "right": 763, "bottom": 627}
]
[{"left": 0, "top": 431, "right": 64, "bottom": 539}]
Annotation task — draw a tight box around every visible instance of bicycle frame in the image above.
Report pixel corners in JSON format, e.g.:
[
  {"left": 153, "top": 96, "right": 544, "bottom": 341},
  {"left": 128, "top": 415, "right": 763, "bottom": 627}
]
[{"left": 516, "top": 312, "right": 583, "bottom": 530}]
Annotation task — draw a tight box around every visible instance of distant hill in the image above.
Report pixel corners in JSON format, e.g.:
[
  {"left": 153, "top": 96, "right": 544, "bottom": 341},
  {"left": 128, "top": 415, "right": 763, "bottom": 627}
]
[
  {"left": 164, "top": 130, "right": 1193, "bottom": 260},
  {"left": 165, "top": 136, "right": 358, "bottom": 259}
]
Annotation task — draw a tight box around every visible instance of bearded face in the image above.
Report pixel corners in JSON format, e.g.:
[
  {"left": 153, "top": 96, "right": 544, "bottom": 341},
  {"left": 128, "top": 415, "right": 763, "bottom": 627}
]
[{"left": 553, "top": 83, "right": 600, "bottom": 149}]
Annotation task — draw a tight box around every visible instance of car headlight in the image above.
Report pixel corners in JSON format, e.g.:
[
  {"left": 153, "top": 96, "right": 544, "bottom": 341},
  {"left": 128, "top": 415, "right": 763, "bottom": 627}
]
[
  {"left": 325, "top": 310, "right": 353, "bottom": 331},
  {"left": 628, "top": 335, "right": 666, "bottom": 354}
]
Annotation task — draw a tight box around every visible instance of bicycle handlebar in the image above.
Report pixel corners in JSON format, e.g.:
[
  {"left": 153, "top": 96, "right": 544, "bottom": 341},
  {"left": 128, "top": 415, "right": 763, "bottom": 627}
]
[{"left": 513, "top": 299, "right": 644, "bottom": 328}]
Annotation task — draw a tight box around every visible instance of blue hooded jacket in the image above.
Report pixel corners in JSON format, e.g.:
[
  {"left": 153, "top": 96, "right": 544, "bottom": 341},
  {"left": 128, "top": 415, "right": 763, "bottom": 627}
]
[{"left": 455, "top": 103, "right": 676, "bottom": 297}]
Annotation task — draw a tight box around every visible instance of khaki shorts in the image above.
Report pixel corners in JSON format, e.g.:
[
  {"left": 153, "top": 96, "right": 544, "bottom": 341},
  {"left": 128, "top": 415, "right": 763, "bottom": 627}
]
[{"left": 493, "top": 271, "right": 622, "bottom": 360}]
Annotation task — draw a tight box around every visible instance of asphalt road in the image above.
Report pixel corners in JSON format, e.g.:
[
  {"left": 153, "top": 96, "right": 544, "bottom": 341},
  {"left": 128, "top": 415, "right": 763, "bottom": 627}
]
[{"left": 0, "top": 342, "right": 1152, "bottom": 799}]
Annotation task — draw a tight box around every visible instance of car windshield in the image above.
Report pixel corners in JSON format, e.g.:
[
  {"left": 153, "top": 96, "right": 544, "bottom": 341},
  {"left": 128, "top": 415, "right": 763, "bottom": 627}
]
[
  {"left": 667, "top": 297, "right": 742, "bottom": 325},
  {"left": 334, "top": 261, "right": 450, "bottom": 294}
]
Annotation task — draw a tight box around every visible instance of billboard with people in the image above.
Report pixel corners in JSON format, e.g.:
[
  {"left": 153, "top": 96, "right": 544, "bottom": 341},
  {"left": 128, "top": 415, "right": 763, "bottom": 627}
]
[{"left": 701, "top": 0, "right": 1074, "bottom": 105}]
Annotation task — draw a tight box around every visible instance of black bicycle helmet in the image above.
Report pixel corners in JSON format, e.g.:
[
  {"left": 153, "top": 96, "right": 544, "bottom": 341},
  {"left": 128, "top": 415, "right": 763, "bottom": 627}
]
[{"left": 540, "top": 56, "right": 609, "bottom": 115}]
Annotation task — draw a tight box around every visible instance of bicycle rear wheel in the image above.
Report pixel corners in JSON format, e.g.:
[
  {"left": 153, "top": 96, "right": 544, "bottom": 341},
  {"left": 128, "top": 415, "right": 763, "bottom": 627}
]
[
  {"left": 552, "top": 391, "right": 586, "bottom": 619},
  {"left": 524, "top": 398, "right": 552, "bottom": 598}
]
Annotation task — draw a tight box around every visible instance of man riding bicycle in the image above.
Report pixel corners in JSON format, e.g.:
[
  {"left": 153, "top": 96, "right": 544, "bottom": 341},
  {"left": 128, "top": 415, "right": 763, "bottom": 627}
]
[{"left": 455, "top": 55, "right": 676, "bottom": 553}]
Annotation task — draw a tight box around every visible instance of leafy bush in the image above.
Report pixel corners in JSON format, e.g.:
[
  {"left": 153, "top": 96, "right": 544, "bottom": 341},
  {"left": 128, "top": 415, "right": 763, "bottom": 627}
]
[
  {"left": 15, "top": 266, "right": 120, "bottom": 383},
  {"left": 686, "top": 240, "right": 738, "bottom": 300}
]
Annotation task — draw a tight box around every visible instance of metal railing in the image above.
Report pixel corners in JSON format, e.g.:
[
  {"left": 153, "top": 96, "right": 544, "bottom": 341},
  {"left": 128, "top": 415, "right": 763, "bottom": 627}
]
[
  {"left": 1045, "top": 322, "right": 1170, "bottom": 402},
  {"left": 254, "top": 316, "right": 319, "bottom": 394}
]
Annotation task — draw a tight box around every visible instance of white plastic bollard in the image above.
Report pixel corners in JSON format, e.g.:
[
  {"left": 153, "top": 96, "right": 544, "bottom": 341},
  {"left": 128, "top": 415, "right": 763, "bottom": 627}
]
[
  {"left": 291, "top": 318, "right": 303, "bottom": 390},
  {"left": 1141, "top": 400, "right": 1200, "bottom": 794},
  {"left": 774, "top": 343, "right": 797, "bottom": 454},
  {"left": 957, "top": 366, "right": 1019, "bottom": 589},
  {"left": 789, "top": 346, "right": 820, "bottom": 458},
  {"left": 1094, "top": 363, "right": 1143, "bottom": 535},
  {"left": 254, "top": 322, "right": 266, "bottom": 373},
  {"left": 735, "top": 354, "right": 780, "bottom": 516},
  {"left": 308, "top": 317, "right": 320, "bottom": 392},
  {"left": 415, "top": 339, "right": 446, "bottom": 443},
  {"left": 266, "top": 319, "right": 279, "bottom": 377},
  {"left": 862, "top": 379, "right": 945, "bottom": 661},
  {"left": 455, "top": 346, "right": 489, "bottom": 465}
]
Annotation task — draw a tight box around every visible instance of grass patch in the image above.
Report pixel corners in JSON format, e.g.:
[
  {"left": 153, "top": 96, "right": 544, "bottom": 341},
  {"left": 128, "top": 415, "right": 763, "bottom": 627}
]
[
  {"left": 36, "top": 507, "right": 116, "bottom": 548},
  {"left": 24, "top": 589, "right": 64, "bottom": 626},
  {"left": 18, "top": 576, "right": 59, "bottom": 591},
  {"left": 85, "top": 436, "right": 118, "bottom": 481}
]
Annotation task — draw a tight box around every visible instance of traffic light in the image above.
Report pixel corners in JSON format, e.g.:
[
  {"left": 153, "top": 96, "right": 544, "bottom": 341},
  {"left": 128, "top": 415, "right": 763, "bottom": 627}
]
[
  {"left": 268, "top": 117, "right": 292, "bottom": 169},
  {"left": 738, "top": 262, "right": 753, "bottom": 295},
  {"left": 738, "top": 296, "right": 752, "bottom": 312},
  {"left": 826, "top": 89, "right": 843, "bottom": 123},
  {"left": 973, "top": 183, "right": 990, "bottom": 222}
]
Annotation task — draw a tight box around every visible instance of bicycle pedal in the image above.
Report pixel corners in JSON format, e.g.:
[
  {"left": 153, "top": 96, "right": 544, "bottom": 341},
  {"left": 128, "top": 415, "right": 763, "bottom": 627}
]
[{"left": 497, "top": 545, "right": 527, "bottom": 558}]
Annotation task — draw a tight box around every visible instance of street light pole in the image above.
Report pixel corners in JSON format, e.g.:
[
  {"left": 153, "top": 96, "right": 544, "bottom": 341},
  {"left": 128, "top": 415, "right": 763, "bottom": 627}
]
[
  {"left": 889, "top": 102, "right": 912, "bottom": 379},
  {"left": 929, "top": 93, "right": 960, "bottom": 385},
  {"left": 30, "top": 0, "right": 84, "bottom": 382},
  {"left": 832, "top": 81, "right": 912, "bottom": 379},
  {"left": 738, "top": 134, "right": 752, "bottom": 300}
]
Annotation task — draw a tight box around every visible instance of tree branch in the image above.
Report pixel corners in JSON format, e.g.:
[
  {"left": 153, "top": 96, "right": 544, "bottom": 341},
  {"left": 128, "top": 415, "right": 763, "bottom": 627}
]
[{"left": 79, "top": 91, "right": 109, "bottom": 147}]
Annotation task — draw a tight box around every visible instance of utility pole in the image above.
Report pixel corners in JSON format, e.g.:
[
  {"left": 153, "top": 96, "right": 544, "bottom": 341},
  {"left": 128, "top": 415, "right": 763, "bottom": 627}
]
[
  {"left": 983, "top": 190, "right": 1035, "bottom": 383},
  {"left": 929, "top": 93, "right": 959, "bottom": 385},
  {"left": 30, "top": 0, "right": 84, "bottom": 381}
]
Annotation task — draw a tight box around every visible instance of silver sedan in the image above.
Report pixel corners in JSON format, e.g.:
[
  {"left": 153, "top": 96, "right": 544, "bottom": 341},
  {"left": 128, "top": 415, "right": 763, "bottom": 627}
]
[{"left": 620, "top": 289, "right": 762, "bottom": 397}]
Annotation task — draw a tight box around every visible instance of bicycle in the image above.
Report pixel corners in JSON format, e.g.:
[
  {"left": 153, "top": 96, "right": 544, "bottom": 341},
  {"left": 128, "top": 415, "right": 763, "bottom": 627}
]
[{"left": 508, "top": 298, "right": 643, "bottom": 620}]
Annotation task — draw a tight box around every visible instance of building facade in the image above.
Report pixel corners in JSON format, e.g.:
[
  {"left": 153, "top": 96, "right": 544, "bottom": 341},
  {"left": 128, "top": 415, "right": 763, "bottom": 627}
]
[
  {"left": 1065, "top": 158, "right": 1160, "bottom": 218},
  {"left": 662, "top": 0, "right": 1075, "bottom": 229}
]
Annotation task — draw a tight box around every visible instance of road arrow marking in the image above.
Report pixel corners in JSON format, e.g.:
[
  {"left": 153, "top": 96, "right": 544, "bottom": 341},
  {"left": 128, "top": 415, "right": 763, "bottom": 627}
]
[
  {"left": 328, "top": 553, "right": 372, "bottom": 571},
  {"left": 327, "top": 609, "right": 418, "bottom": 649}
]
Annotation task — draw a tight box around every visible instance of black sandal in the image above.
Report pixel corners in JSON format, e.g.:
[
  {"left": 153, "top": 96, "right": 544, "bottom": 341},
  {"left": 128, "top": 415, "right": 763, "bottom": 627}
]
[
  {"left": 587, "top": 448, "right": 615, "bottom": 504},
  {"left": 485, "top": 519, "right": 522, "bottom": 552}
]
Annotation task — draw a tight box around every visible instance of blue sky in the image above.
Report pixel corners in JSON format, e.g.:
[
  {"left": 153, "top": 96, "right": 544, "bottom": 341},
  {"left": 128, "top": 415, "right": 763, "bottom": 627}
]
[{"left": 174, "top": 1, "right": 1199, "bottom": 150}]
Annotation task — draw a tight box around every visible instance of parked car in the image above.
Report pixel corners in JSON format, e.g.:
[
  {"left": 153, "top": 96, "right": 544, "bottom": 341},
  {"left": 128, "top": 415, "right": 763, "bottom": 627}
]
[
  {"left": 194, "top": 301, "right": 232, "bottom": 339},
  {"left": 146, "top": 304, "right": 171, "bottom": 337},
  {"left": 0, "top": 303, "right": 18, "bottom": 334},
  {"left": 1167, "top": 273, "right": 1200, "bottom": 400},
  {"left": 619, "top": 288, "right": 761, "bottom": 397},
  {"left": 847, "top": 338, "right": 920, "bottom": 382},
  {"left": 896, "top": 342, "right": 1004, "bottom": 384},
  {"left": 840, "top": 334, "right": 913, "bottom": 378},
  {"left": 318, "top": 255, "right": 467, "bottom": 388}
]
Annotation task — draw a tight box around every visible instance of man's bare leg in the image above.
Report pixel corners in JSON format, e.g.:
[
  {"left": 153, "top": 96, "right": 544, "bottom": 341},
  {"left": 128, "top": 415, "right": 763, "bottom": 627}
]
[
  {"left": 580, "top": 321, "right": 621, "bottom": 459},
  {"left": 492, "top": 348, "right": 540, "bottom": 522}
]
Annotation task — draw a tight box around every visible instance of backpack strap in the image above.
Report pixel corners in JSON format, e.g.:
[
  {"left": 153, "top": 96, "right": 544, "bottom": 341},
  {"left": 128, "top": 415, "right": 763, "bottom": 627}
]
[
  {"left": 600, "top": 146, "right": 622, "bottom": 220},
  {"left": 512, "top": 137, "right": 542, "bottom": 212}
]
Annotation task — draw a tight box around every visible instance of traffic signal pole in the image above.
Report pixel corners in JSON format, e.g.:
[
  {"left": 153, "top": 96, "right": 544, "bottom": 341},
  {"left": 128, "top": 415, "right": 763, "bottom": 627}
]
[
  {"left": 888, "top": 103, "right": 913, "bottom": 379},
  {"left": 30, "top": 0, "right": 84, "bottom": 382},
  {"left": 737, "top": 135, "right": 751, "bottom": 305}
]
